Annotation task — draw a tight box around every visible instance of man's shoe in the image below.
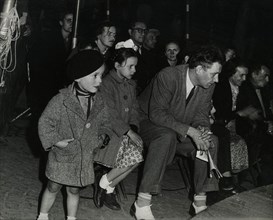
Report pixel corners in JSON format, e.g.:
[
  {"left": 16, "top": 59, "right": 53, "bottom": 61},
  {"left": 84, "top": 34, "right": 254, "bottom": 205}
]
[
  {"left": 220, "top": 177, "right": 235, "bottom": 191},
  {"left": 189, "top": 202, "right": 207, "bottom": 216},
  {"left": 130, "top": 202, "right": 155, "bottom": 220},
  {"left": 104, "top": 193, "right": 121, "bottom": 210}
]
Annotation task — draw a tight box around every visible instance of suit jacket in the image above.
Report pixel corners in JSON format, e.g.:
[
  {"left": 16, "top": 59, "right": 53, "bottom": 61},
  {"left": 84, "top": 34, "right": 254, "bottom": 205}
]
[
  {"left": 236, "top": 81, "right": 273, "bottom": 136},
  {"left": 138, "top": 64, "right": 214, "bottom": 141},
  {"left": 213, "top": 79, "right": 237, "bottom": 125}
]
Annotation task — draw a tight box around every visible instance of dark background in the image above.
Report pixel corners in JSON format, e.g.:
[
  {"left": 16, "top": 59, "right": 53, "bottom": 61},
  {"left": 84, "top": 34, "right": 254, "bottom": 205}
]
[{"left": 24, "top": 0, "right": 273, "bottom": 64}]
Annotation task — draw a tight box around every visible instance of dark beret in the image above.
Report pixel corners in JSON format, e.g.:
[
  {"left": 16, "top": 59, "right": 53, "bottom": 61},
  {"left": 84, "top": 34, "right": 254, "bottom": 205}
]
[{"left": 67, "top": 50, "right": 104, "bottom": 80}]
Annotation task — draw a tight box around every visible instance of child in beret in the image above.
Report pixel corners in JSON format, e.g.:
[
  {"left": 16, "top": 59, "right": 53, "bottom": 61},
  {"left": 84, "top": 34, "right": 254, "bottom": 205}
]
[{"left": 37, "top": 50, "right": 113, "bottom": 220}]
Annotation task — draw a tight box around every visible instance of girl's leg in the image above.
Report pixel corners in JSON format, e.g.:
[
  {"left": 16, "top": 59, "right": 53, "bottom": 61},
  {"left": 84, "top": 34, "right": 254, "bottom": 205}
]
[
  {"left": 108, "top": 163, "right": 138, "bottom": 187},
  {"left": 66, "top": 186, "right": 80, "bottom": 218},
  {"left": 38, "top": 180, "right": 62, "bottom": 219},
  {"left": 96, "top": 164, "right": 139, "bottom": 210}
]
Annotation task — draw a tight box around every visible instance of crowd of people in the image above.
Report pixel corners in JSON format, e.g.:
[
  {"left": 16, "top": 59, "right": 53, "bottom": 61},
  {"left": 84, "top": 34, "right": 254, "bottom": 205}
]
[{"left": 16, "top": 5, "right": 273, "bottom": 220}]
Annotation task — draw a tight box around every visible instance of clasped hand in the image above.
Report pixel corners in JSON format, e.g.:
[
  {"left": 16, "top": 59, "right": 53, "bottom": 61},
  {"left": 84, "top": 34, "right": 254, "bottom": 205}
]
[{"left": 187, "top": 126, "right": 213, "bottom": 151}]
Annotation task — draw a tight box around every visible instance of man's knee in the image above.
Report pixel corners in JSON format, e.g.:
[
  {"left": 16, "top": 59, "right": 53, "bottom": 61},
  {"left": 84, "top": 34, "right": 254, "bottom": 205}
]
[{"left": 148, "top": 129, "right": 177, "bottom": 152}]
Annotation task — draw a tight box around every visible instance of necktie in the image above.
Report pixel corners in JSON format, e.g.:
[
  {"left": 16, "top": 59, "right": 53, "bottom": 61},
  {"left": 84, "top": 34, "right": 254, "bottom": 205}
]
[{"left": 186, "top": 86, "right": 195, "bottom": 105}]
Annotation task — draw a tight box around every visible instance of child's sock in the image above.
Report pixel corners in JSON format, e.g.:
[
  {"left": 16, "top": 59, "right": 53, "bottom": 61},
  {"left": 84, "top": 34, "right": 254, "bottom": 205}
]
[
  {"left": 106, "top": 185, "right": 115, "bottom": 194},
  {"left": 37, "top": 212, "right": 49, "bottom": 220},
  {"left": 136, "top": 192, "right": 152, "bottom": 207},
  {"left": 67, "top": 216, "right": 77, "bottom": 220},
  {"left": 99, "top": 174, "right": 112, "bottom": 189}
]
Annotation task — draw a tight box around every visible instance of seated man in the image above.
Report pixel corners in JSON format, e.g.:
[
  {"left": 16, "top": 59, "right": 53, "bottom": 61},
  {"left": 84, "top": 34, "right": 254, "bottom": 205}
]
[
  {"left": 236, "top": 63, "right": 273, "bottom": 184},
  {"left": 131, "top": 45, "right": 224, "bottom": 220},
  {"left": 212, "top": 58, "right": 249, "bottom": 191}
]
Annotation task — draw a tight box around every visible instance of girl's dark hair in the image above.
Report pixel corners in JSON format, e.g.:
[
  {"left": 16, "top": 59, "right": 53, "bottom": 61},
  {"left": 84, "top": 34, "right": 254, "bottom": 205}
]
[{"left": 113, "top": 48, "right": 138, "bottom": 66}]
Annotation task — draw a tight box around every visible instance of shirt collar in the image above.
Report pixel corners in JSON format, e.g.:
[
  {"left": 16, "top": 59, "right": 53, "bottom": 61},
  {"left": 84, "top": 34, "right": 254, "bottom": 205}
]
[{"left": 186, "top": 68, "right": 195, "bottom": 96}]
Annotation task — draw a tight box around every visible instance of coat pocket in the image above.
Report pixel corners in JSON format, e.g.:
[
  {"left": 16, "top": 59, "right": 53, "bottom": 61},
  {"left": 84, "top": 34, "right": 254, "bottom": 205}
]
[{"left": 53, "top": 140, "right": 80, "bottom": 163}]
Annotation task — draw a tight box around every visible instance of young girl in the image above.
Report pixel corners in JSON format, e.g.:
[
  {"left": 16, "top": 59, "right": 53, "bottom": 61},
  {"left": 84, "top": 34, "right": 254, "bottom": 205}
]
[
  {"left": 37, "top": 50, "right": 114, "bottom": 220},
  {"left": 93, "top": 45, "right": 144, "bottom": 210}
]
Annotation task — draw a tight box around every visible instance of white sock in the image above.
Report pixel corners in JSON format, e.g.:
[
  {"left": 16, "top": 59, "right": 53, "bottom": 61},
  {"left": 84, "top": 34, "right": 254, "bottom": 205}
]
[
  {"left": 37, "top": 213, "right": 48, "bottom": 220},
  {"left": 67, "top": 216, "right": 77, "bottom": 220},
  {"left": 137, "top": 192, "right": 152, "bottom": 207},
  {"left": 106, "top": 185, "right": 115, "bottom": 194},
  {"left": 99, "top": 174, "right": 112, "bottom": 189}
]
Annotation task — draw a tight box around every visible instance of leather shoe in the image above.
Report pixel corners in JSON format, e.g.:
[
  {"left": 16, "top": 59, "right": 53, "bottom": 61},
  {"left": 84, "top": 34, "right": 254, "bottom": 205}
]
[
  {"left": 93, "top": 171, "right": 105, "bottom": 208},
  {"left": 104, "top": 193, "right": 121, "bottom": 210},
  {"left": 220, "top": 177, "right": 235, "bottom": 191}
]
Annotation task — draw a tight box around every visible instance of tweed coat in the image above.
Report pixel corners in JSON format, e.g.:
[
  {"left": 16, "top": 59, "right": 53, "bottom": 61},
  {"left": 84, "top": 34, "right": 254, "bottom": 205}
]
[
  {"left": 138, "top": 64, "right": 214, "bottom": 140},
  {"left": 38, "top": 84, "right": 115, "bottom": 187},
  {"left": 94, "top": 70, "right": 141, "bottom": 166}
]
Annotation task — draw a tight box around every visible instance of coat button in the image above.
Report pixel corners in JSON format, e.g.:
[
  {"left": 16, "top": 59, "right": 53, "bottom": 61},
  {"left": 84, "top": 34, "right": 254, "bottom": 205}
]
[
  {"left": 125, "top": 107, "right": 129, "bottom": 112},
  {"left": 85, "top": 123, "right": 91, "bottom": 128},
  {"left": 124, "top": 95, "right": 128, "bottom": 100}
]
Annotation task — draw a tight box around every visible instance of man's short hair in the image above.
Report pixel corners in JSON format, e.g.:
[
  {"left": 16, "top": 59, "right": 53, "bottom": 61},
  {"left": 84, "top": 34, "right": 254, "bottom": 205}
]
[
  {"left": 222, "top": 58, "right": 248, "bottom": 79},
  {"left": 129, "top": 20, "right": 147, "bottom": 29},
  {"left": 58, "top": 8, "right": 73, "bottom": 21},
  {"left": 188, "top": 45, "right": 224, "bottom": 69},
  {"left": 147, "top": 28, "right": 160, "bottom": 37}
]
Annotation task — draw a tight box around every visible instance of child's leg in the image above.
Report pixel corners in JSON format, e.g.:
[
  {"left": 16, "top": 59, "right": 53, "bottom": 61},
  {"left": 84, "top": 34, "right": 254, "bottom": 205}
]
[
  {"left": 66, "top": 186, "right": 80, "bottom": 218},
  {"left": 108, "top": 163, "right": 139, "bottom": 187},
  {"left": 38, "top": 180, "right": 62, "bottom": 219}
]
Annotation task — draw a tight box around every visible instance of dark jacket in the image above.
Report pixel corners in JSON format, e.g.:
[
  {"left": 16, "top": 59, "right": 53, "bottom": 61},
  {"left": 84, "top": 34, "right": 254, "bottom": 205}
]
[
  {"left": 236, "top": 81, "right": 273, "bottom": 136},
  {"left": 213, "top": 79, "right": 237, "bottom": 125}
]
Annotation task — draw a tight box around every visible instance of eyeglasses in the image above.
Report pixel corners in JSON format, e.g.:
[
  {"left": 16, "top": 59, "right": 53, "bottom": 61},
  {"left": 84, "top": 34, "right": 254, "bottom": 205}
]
[{"left": 132, "top": 28, "right": 148, "bottom": 34}]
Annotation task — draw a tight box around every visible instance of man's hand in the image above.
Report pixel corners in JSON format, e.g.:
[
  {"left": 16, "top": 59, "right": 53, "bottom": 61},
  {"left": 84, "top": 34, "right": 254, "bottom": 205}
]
[
  {"left": 187, "top": 127, "right": 211, "bottom": 151},
  {"left": 127, "top": 129, "right": 143, "bottom": 147},
  {"left": 237, "top": 106, "right": 261, "bottom": 121},
  {"left": 55, "top": 138, "right": 74, "bottom": 148}
]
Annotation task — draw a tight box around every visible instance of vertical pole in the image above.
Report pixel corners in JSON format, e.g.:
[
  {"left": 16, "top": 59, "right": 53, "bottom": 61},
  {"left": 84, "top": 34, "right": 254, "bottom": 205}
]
[
  {"left": 0, "top": 0, "right": 15, "bottom": 39},
  {"left": 72, "top": 0, "right": 81, "bottom": 49},
  {"left": 106, "top": 0, "right": 110, "bottom": 21},
  {"left": 185, "top": 0, "right": 190, "bottom": 49}
]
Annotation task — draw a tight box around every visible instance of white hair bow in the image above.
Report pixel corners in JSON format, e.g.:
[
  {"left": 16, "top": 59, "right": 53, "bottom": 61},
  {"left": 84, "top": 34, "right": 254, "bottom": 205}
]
[{"left": 115, "top": 39, "right": 138, "bottom": 51}]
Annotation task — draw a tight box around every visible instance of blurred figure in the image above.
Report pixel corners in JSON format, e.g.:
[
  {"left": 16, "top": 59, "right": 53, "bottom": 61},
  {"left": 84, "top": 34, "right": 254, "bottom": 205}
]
[
  {"left": 143, "top": 29, "right": 160, "bottom": 51},
  {"left": 224, "top": 46, "right": 236, "bottom": 62},
  {"left": 84, "top": 22, "right": 117, "bottom": 74},
  {"left": 212, "top": 58, "right": 249, "bottom": 192},
  {"left": 28, "top": 9, "right": 73, "bottom": 117},
  {"left": 159, "top": 41, "right": 182, "bottom": 70},
  {"left": 128, "top": 21, "right": 147, "bottom": 53},
  {"left": 127, "top": 20, "right": 154, "bottom": 95},
  {"left": 236, "top": 63, "right": 273, "bottom": 185}
]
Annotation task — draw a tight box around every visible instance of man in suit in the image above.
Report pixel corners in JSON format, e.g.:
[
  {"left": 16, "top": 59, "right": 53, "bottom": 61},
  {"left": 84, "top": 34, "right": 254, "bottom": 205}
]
[
  {"left": 212, "top": 58, "right": 249, "bottom": 191},
  {"left": 131, "top": 45, "right": 224, "bottom": 220},
  {"left": 127, "top": 20, "right": 155, "bottom": 95},
  {"left": 236, "top": 63, "right": 273, "bottom": 184}
]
